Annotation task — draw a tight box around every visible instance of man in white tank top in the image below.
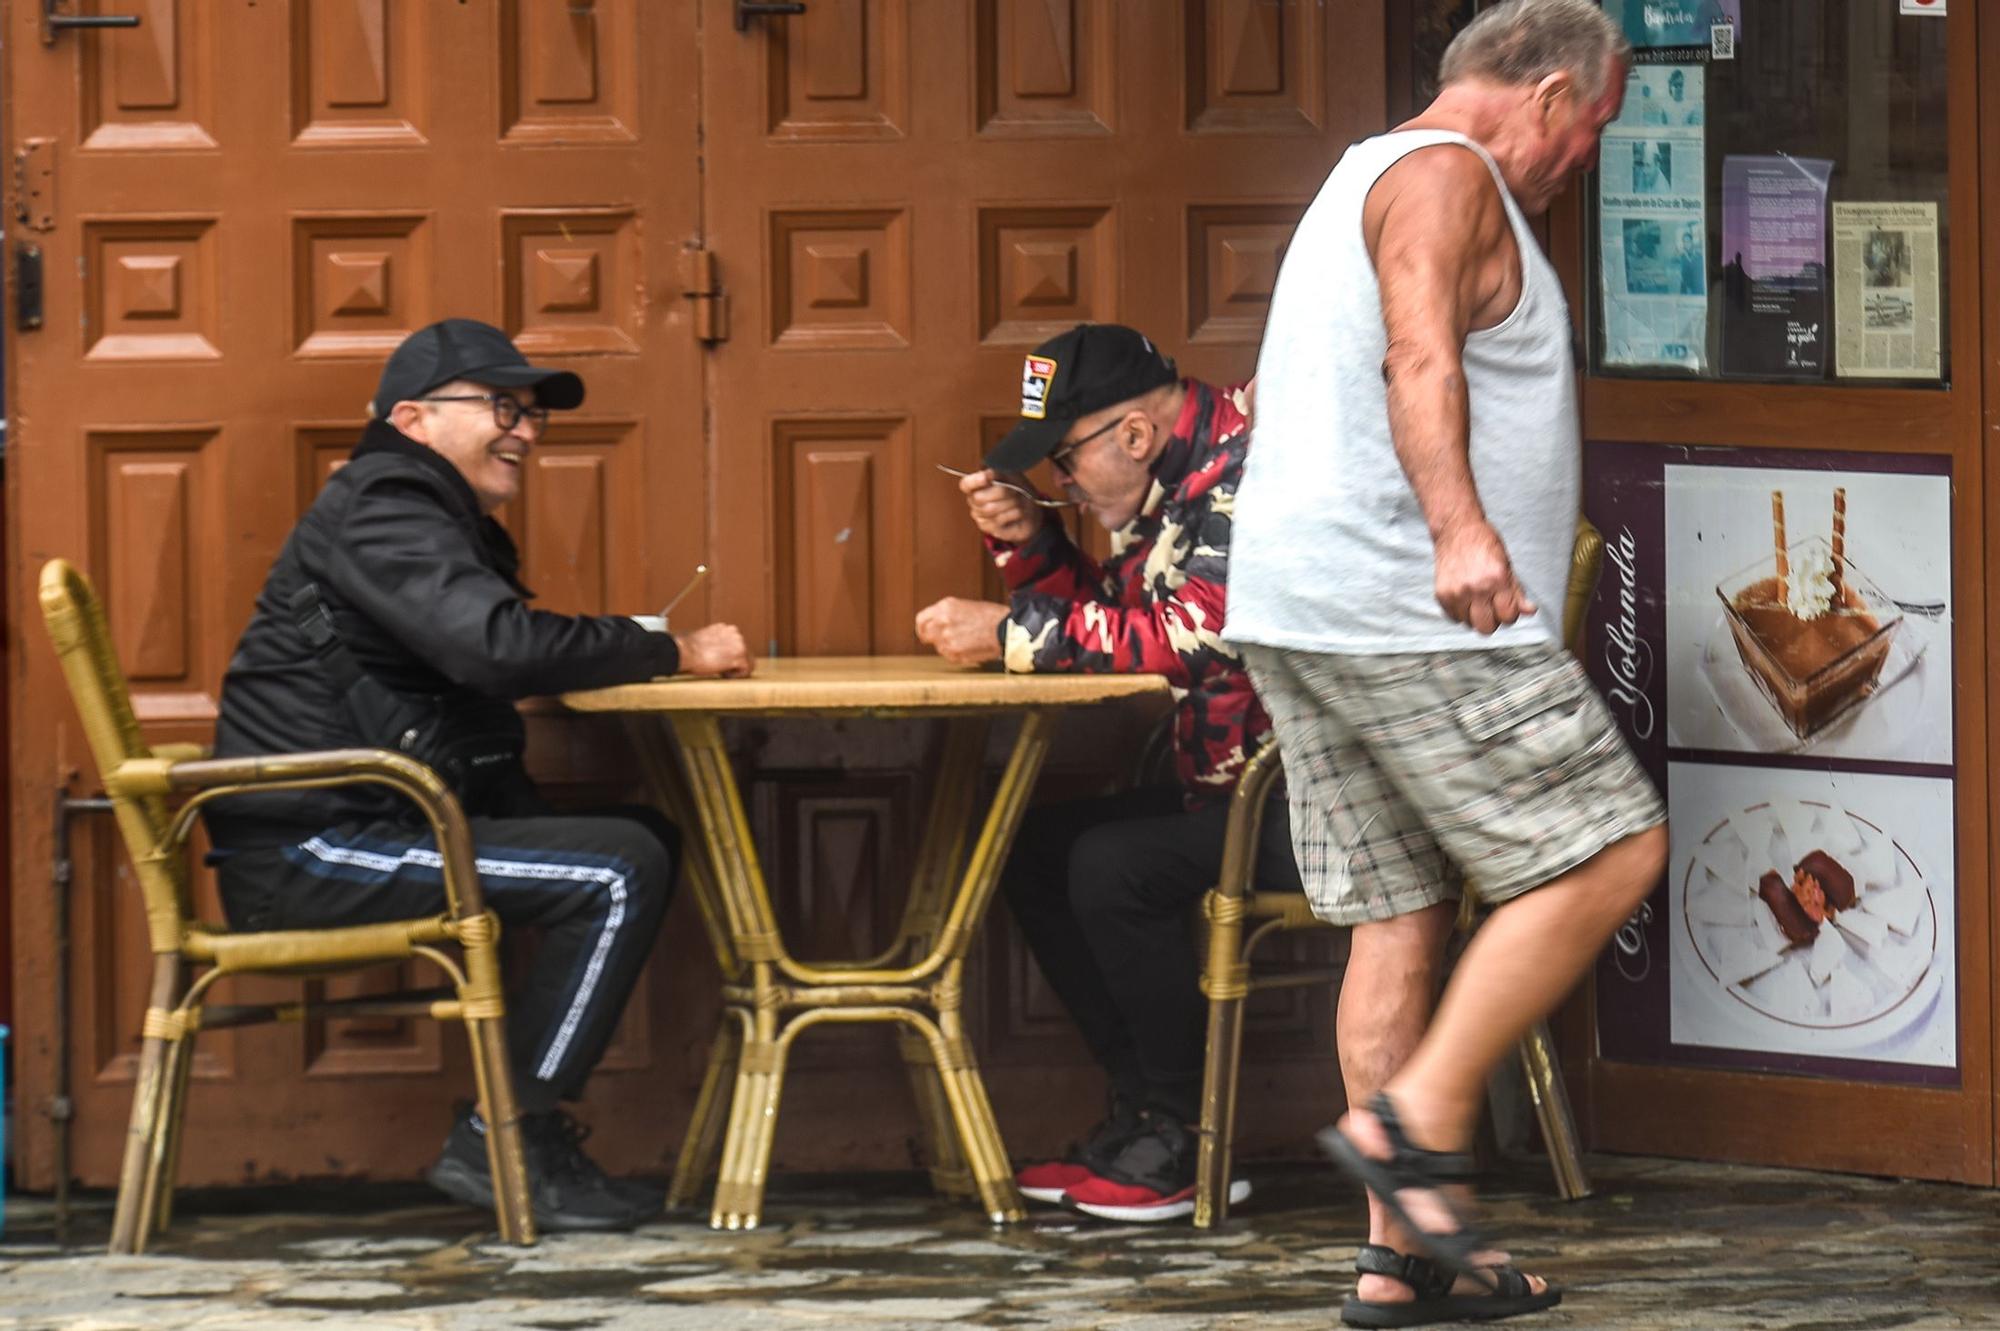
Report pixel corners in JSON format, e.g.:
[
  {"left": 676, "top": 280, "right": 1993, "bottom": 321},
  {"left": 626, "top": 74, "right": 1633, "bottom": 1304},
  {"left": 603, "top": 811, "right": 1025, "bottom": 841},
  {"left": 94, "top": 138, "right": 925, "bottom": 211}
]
[{"left": 1229, "top": 3, "right": 1667, "bottom": 1323}]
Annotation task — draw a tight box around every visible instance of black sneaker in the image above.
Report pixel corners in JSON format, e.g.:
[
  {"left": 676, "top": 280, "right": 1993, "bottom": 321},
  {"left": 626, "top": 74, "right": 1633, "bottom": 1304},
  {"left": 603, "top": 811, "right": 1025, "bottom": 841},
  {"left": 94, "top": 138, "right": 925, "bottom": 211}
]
[
  {"left": 426, "top": 1105, "right": 655, "bottom": 1233},
  {"left": 1015, "top": 1095, "right": 1144, "bottom": 1205},
  {"left": 528, "top": 1109, "right": 665, "bottom": 1220},
  {"left": 1063, "top": 1115, "right": 1251, "bottom": 1222}
]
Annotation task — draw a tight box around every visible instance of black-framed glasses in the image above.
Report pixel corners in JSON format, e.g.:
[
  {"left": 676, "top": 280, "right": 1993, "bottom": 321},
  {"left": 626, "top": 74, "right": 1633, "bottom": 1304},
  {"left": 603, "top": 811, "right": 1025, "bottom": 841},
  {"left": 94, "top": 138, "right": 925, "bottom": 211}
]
[
  {"left": 422, "top": 393, "right": 551, "bottom": 435},
  {"left": 1048, "top": 416, "right": 1120, "bottom": 476}
]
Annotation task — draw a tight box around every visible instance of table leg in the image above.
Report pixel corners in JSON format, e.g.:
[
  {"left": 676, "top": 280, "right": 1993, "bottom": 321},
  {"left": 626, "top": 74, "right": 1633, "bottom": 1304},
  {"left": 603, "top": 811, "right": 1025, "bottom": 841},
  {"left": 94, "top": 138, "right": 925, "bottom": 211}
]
[
  {"left": 626, "top": 715, "right": 743, "bottom": 981},
  {"left": 715, "top": 1013, "right": 790, "bottom": 1230},
  {"left": 886, "top": 718, "right": 987, "bottom": 1190},
  {"left": 659, "top": 714, "right": 792, "bottom": 1229},
  {"left": 898, "top": 1028, "right": 975, "bottom": 1199},
  {"left": 892, "top": 718, "right": 988, "bottom": 959},
  {"left": 668, "top": 1013, "right": 743, "bottom": 1213},
  {"left": 925, "top": 1014, "right": 1025, "bottom": 1225},
  {"left": 919, "top": 710, "right": 1056, "bottom": 1223},
  {"left": 644, "top": 707, "right": 1052, "bottom": 1229}
]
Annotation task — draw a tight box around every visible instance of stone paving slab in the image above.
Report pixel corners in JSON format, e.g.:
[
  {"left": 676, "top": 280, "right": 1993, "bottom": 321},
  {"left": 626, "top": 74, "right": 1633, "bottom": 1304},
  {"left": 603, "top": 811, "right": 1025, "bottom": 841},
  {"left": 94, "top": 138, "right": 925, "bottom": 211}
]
[{"left": 2, "top": 1156, "right": 1997, "bottom": 1329}]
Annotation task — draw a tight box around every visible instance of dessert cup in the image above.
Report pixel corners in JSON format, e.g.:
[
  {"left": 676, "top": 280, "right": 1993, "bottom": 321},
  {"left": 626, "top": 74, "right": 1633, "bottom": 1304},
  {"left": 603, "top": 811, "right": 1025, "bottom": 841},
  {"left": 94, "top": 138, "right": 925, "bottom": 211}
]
[{"left": 1715, "top": 536, "right": 1902, "bottom": 740}]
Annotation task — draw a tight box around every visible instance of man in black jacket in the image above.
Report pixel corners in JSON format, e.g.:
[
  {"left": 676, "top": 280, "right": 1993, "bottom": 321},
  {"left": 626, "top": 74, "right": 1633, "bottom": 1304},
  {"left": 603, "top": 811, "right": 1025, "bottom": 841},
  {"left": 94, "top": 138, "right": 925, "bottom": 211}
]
[{"left": 206, "top": 319, "right": 752, "bottom": 1231}]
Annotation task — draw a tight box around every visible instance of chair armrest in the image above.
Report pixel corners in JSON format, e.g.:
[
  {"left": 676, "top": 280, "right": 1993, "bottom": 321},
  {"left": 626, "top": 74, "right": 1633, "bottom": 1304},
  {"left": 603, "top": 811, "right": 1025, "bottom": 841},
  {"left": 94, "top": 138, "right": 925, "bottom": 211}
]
[
  {"left": 1213, "top": 744, "right": 1285, "bottom": 901},
  {"left": 108, "top": 748, "right": 488, "bottom": 921},
  {"left": 149, "top": 742, "right": 211, "bottom": 763}
]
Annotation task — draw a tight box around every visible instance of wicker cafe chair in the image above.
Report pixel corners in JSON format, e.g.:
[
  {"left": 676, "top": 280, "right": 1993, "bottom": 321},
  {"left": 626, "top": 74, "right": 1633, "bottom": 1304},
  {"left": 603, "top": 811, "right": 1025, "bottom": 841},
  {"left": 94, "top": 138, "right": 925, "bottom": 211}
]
[
  {"left": 37, "top": 559, "right": 536, "bottom": 1253},
  {"left": 1193, "top": 518, "right": 1606, "bottom": 1227}
]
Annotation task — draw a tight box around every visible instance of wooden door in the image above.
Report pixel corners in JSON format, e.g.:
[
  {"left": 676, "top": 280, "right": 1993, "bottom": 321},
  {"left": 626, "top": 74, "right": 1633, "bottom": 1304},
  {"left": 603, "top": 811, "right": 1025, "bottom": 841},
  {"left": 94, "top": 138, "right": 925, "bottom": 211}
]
[
  {"left": 700, "top": 0, "right": 1388, "bottom": 1165},
  {"left": 5, "top": 0, "right": 707, "bottom": 1188}
]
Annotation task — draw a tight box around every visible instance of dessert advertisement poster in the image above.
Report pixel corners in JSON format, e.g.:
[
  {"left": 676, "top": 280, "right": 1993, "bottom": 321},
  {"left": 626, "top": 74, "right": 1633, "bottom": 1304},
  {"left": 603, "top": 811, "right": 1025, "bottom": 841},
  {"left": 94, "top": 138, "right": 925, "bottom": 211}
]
[{"left": 1585, "top": 441, "right": 1959, "bottom": 1084}]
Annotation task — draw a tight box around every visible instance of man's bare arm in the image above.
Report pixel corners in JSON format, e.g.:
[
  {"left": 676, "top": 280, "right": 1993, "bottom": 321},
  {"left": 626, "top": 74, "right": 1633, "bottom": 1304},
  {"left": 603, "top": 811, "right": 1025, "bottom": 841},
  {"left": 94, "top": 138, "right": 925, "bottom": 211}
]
[{"left": 1366, "top": 147, "right": 1536, "bottom": 634}]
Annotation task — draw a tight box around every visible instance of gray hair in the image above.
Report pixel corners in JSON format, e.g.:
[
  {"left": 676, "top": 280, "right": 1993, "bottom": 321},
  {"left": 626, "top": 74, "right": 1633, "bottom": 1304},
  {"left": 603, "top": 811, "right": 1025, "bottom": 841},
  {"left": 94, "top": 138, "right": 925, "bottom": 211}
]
[{"left": 1439, "top": 0, "right": 1631, "bottom": 100}]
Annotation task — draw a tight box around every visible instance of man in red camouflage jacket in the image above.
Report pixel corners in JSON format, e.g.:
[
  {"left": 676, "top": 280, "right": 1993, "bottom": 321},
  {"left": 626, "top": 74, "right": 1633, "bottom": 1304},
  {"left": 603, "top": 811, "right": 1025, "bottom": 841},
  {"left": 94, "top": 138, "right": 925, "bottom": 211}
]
[{"left": 916, "top": 324, "right": 1300, "bottom": 1223}]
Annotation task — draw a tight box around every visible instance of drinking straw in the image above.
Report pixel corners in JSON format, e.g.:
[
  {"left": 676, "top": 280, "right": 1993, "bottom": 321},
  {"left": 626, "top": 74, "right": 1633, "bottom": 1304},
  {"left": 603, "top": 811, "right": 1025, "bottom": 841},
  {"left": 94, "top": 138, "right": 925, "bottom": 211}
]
[{"left": 1772, "top": 491, "right": 1788, "bottom": 583}]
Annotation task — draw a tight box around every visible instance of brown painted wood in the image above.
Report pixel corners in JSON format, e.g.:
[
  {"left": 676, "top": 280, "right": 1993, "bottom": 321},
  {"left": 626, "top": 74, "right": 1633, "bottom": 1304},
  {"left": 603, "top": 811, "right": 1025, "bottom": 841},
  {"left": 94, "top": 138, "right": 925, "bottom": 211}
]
[
  {"left": 6, "top": 1, "right": 1394, "bottom": 1189},
  {"left": 1978, "top": 0, "right": 2000, "bottom": 1191},
  {"left": 1576, "top": 0, "right": 1993, "bottom": 1187},
  {"left": 4, "top": 0, "right": 708, "bottom": 1189},
  {"left": 1589, "top": 1062, "right": 1973, "bottom": 1182},
  {"left": 697, "top": 0, "right": 1389, "bottom": 1174}
]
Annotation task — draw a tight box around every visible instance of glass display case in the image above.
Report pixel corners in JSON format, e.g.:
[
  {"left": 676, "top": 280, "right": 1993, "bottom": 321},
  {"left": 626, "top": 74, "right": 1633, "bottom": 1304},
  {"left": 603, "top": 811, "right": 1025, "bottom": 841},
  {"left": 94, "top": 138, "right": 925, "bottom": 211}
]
[{"left": 1590, "top": 2, "right": 1950, "bottom": 386}]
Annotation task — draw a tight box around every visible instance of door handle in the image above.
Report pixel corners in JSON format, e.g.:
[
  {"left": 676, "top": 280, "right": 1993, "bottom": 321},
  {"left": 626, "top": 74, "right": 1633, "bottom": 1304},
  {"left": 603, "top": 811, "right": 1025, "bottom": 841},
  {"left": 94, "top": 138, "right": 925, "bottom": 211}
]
[
  {"left": 734, "top": 0, "right": 806, "bottom": 32},
  {"left": 42, "top": 1, "right": 141, "bottom": 46}
]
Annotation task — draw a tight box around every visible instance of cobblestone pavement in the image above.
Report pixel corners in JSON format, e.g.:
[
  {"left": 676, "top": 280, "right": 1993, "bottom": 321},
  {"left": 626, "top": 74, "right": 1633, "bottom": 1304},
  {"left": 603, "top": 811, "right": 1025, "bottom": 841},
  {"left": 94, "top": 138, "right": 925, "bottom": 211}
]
[{"left": 2, "top": 1155, "right": 1996, "bottom": 1329}]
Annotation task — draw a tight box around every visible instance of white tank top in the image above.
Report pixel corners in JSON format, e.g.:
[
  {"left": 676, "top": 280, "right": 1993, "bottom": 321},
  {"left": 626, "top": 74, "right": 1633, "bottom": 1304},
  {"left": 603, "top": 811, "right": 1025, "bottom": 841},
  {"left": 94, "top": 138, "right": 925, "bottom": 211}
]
[{"left": 1228, "top": 129, "right": 1579, "bottom": 655}]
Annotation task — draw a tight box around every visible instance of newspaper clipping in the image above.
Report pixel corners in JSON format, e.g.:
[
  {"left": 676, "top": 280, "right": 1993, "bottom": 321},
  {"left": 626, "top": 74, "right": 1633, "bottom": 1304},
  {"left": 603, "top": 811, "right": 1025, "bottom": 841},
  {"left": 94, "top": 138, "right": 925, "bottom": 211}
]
[
  {"left": 1600, "top": 64, "right": 1709, "bottom": 373},
  {"left": 1834, "top": 202, "right": 1941, "bottom": 381}
]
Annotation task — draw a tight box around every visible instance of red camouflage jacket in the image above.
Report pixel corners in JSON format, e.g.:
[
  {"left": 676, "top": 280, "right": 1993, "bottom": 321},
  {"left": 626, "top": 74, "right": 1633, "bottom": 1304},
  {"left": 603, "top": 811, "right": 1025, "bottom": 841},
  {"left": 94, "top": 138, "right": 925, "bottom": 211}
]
[{"left": 987, "top": 379, "right": 1269, "bottom": 808}]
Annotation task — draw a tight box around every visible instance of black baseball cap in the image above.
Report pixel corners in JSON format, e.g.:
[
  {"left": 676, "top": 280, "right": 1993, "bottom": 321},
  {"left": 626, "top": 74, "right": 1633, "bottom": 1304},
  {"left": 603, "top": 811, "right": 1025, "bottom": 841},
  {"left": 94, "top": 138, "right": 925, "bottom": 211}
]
[
  {"left": 983, "top": 323, "right": 1179, "bottom": 472},
  {"left": 371, "top": 318, "right": 585, "bottom": 418}
]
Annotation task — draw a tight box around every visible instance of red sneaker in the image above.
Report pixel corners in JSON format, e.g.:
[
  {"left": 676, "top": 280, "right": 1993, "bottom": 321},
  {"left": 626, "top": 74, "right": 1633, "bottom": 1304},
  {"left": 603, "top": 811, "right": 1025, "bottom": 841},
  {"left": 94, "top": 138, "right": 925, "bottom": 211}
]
[
  {"left": 1013, "top": 1099, "right": 1143, "bottom": 1206},
  {"left": 1015, "top": 1159, "right": 1100, "bottom": 1206},
  {"left": 1062, "top": 1117, "right": 1250, "bottom": 1222},
  {"left": 1061, "top": 1173, "right": 1251, "bottom": 1222}
]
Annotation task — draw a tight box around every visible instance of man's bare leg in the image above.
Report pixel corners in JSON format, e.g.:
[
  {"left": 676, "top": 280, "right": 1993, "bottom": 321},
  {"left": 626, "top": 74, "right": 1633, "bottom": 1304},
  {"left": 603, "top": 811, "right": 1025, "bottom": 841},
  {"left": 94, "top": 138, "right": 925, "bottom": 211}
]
[
  {"left": 1338, "top": 825, "right": 1667, "bottom": 1245},
  {"left": 1337, "top": 901, "right": 1457, "bottom": 1305}
]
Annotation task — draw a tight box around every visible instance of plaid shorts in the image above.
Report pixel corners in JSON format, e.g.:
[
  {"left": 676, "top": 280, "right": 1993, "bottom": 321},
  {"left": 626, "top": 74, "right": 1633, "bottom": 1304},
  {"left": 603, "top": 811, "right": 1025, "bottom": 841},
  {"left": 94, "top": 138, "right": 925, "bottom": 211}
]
[{"left": 1241, "top": 643, "right": 1664, "bottom": 926}]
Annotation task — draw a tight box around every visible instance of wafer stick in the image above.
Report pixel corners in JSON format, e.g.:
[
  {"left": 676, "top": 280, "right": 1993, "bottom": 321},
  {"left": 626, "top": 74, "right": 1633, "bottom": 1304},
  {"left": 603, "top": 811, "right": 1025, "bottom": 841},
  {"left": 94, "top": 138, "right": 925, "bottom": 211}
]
[
  {"left": 1831, "top": 487, "right": 1846, "bottom": 592},
  {"left": 1772, "top": 491, "right": 1789, "bottom": 583}
]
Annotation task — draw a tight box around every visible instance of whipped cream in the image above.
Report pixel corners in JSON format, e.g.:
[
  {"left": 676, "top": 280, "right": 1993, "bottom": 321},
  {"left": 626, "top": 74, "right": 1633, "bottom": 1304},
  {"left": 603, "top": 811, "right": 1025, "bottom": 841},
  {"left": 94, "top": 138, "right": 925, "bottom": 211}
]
[{"left": 1783, "top": 544, "right": 1836, "bottom": 620}]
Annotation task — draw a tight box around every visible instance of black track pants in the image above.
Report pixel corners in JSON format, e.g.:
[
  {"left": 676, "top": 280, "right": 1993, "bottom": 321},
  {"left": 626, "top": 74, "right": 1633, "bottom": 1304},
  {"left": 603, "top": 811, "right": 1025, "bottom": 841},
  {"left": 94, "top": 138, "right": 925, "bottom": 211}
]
[
  {"left": 216, "top": 806, "right": 678, "bottom": 1113},
  {"left": 999, "top": 790, "right": 1302, "bottom": 1123}
]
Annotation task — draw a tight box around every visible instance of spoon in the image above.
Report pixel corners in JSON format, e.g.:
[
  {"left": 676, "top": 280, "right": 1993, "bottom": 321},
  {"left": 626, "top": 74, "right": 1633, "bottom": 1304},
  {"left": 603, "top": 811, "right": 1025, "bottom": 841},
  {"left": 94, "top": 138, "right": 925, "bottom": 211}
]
[{"left": 935, "top": 463, "right": 1077, "bottom": 509}]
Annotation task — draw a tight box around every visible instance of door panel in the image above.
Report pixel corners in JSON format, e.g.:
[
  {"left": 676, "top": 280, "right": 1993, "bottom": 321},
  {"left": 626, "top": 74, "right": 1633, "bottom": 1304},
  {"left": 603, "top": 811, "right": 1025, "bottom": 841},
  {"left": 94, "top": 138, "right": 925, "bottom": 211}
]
[
  {"left": 704, "top": 0, "right": 1385, "bottom": 1163},
  {"left": 9, "top": 0, "right": 1388, "bottom": 1188},
  {"left": 7, "top": 1, "right": 706, "bottom": 1187}
]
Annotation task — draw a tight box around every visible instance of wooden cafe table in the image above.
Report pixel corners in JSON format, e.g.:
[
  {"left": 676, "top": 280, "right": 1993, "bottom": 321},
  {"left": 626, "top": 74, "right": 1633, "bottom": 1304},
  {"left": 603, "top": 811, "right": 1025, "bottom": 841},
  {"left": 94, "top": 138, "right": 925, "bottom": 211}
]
[{"left": 562, "top": 656, "right": 1170, "bottom": 1229}]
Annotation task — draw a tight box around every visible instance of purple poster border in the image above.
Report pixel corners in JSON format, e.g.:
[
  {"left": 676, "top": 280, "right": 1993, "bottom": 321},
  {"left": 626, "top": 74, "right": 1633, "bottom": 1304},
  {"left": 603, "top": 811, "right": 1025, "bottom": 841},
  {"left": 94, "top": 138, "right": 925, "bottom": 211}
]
[{"left": 1584, "top": 440, "right": 1959, "bottom": 1089}]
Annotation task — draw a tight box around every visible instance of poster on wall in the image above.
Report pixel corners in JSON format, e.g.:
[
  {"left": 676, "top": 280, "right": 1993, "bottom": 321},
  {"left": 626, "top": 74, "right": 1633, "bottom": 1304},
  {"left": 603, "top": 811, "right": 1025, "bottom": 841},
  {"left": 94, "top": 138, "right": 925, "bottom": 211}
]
[
  {"left": 1722, "top": 155, "right": 1833, "bottom": 378},
  {"left": 1585, "top": 442, "right": 1959, "bottom": 1086},
  {"left": 1833, "top": 202, "right": 1942, "bottom": 381},
  {"left": 1606, "top": 0, "right": 1741, "bottom": 49},
  {"left": 1599, "top": 65, "right": 1708, "bottom": 373}
]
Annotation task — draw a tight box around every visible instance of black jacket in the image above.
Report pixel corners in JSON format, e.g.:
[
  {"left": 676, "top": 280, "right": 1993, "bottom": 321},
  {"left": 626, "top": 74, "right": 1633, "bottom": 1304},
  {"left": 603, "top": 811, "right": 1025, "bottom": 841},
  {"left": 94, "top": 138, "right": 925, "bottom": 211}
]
[{"left": 206, "top": 420, "right": 679, "bottom": 846}]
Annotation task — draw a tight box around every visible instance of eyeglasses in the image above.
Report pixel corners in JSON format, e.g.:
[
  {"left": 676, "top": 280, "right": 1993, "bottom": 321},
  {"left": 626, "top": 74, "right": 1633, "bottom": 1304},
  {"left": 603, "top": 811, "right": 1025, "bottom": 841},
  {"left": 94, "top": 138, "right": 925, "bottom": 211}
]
[
  {"left": 422, "top": 393, "right": 551, "bottom": 435},
  {"left": 1048, "top": 417, "right": 1120, "bottom": 476}
]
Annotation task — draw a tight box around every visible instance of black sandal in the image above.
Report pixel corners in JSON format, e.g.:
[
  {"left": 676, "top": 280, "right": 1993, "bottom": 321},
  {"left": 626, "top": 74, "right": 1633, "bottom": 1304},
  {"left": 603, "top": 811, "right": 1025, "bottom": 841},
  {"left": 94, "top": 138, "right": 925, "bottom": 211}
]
[
  {"left": 1341, "top": 1244, "right": 1561, "bottom": 1327},
  {"left": 1315, "top": 1092, "right": 1496, "bottom": 1290}
]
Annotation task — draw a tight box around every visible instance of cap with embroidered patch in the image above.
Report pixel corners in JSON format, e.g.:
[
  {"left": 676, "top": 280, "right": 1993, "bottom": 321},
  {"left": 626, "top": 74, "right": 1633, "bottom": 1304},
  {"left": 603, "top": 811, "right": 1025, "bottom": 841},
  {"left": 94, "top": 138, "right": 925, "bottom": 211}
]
[{"left": 983, "top": 324, "right": 1178, "bottom": 472}]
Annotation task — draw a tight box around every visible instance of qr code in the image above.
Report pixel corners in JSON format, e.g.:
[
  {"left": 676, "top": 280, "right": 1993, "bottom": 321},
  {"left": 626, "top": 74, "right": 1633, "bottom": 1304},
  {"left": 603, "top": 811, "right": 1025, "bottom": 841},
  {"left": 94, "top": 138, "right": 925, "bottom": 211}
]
[{"left": 1710, "top": 22, "right": 1736, "bottom": 59}]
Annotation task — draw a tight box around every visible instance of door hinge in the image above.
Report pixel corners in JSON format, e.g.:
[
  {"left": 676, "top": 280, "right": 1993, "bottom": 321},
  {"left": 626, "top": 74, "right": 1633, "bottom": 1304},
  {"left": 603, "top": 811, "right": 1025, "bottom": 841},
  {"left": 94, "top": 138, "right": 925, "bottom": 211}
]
[
  {"left": 14, "top": 138, "right": 55, "bottom": 233},
  {"left": 680, "top": 246, "right": 729, "bottom": 345}
]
